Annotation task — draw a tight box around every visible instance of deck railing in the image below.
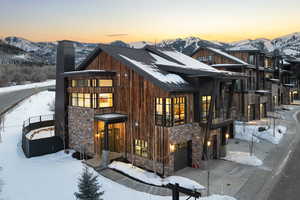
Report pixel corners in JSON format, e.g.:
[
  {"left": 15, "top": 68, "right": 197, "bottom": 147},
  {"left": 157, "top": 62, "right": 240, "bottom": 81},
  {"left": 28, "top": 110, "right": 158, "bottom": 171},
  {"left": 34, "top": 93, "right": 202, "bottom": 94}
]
[{"left": 22, "top": 114, "right": 55, "bottom": 136}]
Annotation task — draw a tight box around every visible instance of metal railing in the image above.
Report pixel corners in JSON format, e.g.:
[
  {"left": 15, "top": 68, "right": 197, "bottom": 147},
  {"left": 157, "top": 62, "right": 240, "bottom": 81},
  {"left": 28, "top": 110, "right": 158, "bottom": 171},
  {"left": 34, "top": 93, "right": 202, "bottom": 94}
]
[{"left": 22, "top": 114, "right": 55, "bottom": 135}]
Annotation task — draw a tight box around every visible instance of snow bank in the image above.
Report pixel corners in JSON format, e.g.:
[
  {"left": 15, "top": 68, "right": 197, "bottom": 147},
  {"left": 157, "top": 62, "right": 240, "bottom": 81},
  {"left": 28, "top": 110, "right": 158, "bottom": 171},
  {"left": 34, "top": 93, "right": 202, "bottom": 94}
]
[
  {"left": 234, "top": 121, "right": 287, "bottom": 144},
  {"left": 0, "top": 80, "right": 55, "bottom": 94},
  {"left": 109, "top": 161, "right": 205, "bottom": 190},
  {"left": 222, "top": 151, "right": 263, "bottom": 166}
]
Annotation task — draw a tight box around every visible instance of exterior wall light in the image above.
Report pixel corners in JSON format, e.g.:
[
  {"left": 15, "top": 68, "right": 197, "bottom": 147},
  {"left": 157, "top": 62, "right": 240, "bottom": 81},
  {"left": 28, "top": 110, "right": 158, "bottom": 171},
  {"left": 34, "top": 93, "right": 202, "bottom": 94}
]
[
  {"left": 170, "top": 144, "right": 175, "bottom": 153},
  {"left": 226, "top": 133, "right": 230, "bottom": 139},
  {"left": 207, "top": 141, "right": 211, "bottom": 147}
]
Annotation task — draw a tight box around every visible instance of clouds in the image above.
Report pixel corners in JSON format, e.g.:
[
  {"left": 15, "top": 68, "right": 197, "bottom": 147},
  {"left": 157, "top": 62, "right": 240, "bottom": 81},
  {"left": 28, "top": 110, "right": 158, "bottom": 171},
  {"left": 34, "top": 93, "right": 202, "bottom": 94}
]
[{"left": 106, "top": 34, "right": 129, "bottom": 37}]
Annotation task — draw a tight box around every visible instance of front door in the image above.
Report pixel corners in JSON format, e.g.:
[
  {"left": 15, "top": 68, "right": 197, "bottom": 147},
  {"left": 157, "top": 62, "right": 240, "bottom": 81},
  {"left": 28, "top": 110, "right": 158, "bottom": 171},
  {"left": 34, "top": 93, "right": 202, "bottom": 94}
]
[{"left": 95, "top": 121, "right": 125, "bottom": 156}]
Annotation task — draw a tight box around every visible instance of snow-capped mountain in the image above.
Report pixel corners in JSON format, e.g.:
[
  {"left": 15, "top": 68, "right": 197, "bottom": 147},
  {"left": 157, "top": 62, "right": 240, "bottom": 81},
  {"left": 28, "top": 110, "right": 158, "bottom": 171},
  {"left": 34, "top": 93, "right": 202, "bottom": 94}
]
[
  {"left": 158, "top": 37, "right": 229, "bottom": 55},
  {"left": 1, "top": 32, "right": 300, "bottom": 66},
  {"left": 0, "top": 40, "right": 45, "bottom": 65}
]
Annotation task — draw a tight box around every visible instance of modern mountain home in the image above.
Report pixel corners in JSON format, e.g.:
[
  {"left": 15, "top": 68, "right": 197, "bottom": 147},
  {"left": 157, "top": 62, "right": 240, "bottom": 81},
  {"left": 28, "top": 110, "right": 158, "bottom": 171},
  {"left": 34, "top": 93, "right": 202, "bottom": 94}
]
[
  {"left": 55, "top": 41, "right": 241, "bottom": 175},
  {"left": 191, "top": 47, "right": 278, "bottom": 121}
]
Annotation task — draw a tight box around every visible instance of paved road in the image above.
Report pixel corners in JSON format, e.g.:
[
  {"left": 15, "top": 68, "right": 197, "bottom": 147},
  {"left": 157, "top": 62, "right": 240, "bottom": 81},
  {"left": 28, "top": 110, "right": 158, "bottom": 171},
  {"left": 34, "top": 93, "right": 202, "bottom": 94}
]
[
  {"left": 267, "top": 112, "right": 300, "bottom": 200},
  {"left": 0, "top": 86, "right": 52, "bottom": 115}
]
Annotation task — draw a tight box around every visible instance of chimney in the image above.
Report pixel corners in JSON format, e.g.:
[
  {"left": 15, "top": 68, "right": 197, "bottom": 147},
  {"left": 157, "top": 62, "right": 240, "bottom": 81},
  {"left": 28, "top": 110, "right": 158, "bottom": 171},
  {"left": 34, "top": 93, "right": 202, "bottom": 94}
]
[{"left": 55, "top": 41, "right": 75, "bottom": 148}]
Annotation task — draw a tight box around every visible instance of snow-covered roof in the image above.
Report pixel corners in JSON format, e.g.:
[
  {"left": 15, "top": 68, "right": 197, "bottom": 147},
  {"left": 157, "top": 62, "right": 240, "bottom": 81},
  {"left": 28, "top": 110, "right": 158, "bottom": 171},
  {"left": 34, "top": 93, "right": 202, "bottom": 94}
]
[
  {"left": 62, "top": 69, "right": 115, "bottom": 77},
  {"left": 206, "top": 47, "right": 249, "bottom": 65},
  {"left": 156, "top": 48, "right": 220, "bottom": 73},
  {"left": 77, "top": 44, "right": 229, "bottom": 92},
  {"left": 226, "top": 45, "right": 260, "bottom": 52}
]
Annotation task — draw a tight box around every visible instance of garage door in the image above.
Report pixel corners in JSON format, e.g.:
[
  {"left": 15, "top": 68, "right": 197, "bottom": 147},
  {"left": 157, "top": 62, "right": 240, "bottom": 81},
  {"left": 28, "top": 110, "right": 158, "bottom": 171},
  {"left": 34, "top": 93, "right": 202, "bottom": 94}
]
[{"left": 174, "top": 141, "right": 192, "bottom": 171}]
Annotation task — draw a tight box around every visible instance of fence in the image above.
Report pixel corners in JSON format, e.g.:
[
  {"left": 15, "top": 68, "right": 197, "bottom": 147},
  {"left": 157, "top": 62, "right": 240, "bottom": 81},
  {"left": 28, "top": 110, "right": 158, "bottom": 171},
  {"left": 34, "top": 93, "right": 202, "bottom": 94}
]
[{"left": 22, "top": 114, "right": 63, "bottom": 158}]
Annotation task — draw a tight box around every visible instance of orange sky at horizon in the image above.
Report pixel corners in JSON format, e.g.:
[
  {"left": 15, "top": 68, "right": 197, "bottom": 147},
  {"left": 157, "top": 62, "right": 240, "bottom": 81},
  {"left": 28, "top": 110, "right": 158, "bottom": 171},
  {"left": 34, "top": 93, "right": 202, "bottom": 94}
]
[{"left": 1, "top": 0, "right": 300, "bottom": 44}]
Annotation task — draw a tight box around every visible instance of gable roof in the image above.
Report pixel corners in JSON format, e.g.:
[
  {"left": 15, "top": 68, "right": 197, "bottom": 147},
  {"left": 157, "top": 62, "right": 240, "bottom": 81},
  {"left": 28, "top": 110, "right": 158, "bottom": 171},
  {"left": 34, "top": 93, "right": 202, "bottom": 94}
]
[
  {"left": 76, "top": 44, "right": 226, "bottom": 92},
  {"left": 206, "top": 47, "right": 249, "bottom": 65}
]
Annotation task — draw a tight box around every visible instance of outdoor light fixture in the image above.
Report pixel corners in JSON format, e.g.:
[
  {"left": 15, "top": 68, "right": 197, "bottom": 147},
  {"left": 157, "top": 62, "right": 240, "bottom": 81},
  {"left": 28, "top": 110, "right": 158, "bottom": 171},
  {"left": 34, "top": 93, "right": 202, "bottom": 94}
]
[
  {"left": 226, "top": 133, "right": 230, "bottom": 139},
  {"left": 170, "top": 144, "right": 175, "bottom": 152},
  {"left": 207, "top": 141, "right": 211, "bottom": 147}
]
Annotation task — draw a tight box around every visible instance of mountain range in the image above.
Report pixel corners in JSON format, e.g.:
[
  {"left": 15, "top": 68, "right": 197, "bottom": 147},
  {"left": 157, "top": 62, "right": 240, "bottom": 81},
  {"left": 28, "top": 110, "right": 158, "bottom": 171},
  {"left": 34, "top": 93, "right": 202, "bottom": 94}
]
[{"left": 1, "top": 32, "right": 300, "bottom": 66}]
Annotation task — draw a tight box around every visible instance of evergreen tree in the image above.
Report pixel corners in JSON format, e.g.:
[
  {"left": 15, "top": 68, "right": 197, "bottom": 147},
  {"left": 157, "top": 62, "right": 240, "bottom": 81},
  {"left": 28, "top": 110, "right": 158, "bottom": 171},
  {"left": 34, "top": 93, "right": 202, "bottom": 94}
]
[{"left": 74, "top": 166, "right": 104, "bottom": 200}]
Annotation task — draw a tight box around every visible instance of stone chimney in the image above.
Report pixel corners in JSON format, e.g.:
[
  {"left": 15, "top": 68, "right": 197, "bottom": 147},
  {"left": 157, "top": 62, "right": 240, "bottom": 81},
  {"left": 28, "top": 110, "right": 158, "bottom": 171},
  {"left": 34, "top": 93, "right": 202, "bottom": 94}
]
[{"left": 55, "top": 41, "right": 75, "bottom": 148}]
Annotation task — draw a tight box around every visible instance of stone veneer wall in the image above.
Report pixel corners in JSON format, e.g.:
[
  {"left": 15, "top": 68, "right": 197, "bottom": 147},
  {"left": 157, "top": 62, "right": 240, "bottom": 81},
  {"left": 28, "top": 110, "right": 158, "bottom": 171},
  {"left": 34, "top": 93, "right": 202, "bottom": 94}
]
[
  {"left": 127, "top": 123, "right": 203, "bottom": 176},
  {"left": 68, "top": 106, "right": 95, "bottom": 156},
  {"left": 168, "top": 123, "right": 204, "bottom": 173}
]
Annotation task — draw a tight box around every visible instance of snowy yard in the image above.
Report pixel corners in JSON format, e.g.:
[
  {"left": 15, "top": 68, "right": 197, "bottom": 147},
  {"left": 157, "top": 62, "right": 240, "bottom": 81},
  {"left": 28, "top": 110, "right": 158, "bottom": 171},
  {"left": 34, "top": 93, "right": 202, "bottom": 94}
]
[
  {"left": 0, "top": 91, "right": 236, "bottom": 200},
  {"left": 234, "top": 121, "right": 287, "bottom": 144}
]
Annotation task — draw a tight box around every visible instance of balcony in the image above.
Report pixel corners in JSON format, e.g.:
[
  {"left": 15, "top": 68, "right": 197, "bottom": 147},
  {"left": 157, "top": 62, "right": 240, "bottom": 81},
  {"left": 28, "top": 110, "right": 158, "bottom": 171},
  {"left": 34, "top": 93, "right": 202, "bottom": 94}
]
[{"left": 199, "top": 109, "right": 233, "bottom": 129}]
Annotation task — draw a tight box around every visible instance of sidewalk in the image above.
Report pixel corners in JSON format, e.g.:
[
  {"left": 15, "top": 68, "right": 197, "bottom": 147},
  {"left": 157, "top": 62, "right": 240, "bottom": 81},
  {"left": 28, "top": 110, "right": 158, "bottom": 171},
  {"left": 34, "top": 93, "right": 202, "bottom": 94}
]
[{"left": 175, "top": 105, "right": 300, "bottom": 199}]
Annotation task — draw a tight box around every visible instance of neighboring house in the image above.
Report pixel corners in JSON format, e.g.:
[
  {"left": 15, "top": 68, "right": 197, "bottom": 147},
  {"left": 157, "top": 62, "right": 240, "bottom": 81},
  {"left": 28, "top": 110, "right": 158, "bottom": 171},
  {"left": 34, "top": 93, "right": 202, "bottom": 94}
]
[
  {"left": 55, "top": 41, "right": 239, "bottom": 176},
  {"left": 191, "top": 47, "right": 276, "bottom": 121},
  {"left": 281, "top": 58, "right": 300, "bottom": 103}
]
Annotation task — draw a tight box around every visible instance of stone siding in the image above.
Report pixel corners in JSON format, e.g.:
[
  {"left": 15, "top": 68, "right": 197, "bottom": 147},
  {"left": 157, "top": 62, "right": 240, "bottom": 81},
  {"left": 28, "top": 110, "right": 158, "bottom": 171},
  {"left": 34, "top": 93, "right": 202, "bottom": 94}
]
[{"left": 68, "top": 106, "right": 95, "bottom": 156}]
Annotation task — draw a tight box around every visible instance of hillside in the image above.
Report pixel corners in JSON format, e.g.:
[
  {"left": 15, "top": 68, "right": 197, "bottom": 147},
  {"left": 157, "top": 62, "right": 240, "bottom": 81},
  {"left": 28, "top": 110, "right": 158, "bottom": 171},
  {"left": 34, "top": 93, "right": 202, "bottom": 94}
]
[{"left": 1, "top": 32, "right": 300, "bottom": 66}]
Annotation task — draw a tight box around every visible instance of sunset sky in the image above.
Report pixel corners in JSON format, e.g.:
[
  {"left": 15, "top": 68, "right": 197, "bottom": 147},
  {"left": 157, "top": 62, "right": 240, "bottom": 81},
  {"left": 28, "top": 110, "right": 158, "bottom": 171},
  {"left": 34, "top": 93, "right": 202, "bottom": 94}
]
[{"left": 1, "top": 0, "right": 300, "bottom": 43}]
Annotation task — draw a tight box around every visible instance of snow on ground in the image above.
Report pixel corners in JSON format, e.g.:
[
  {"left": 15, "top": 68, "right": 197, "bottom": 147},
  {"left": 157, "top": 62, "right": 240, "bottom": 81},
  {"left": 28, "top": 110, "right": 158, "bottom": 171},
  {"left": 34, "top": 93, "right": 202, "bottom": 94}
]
[
  {"left": 0, "top": 91, "right": 235, "bottom": 200},
  {"left": 234, "top": 121, "right": 287, "bottom": 144},
  {"left": 25, "top": 126, "right": 55, "bottom": 140},
  {"left": 222, "top": 151, "right": 263, "bottom": 166},
  {"left": 109, "top": 161, "right": 205, "bottom": 190},
  {"left": 0, "top": 80, "right": 55, "bottom": 94}
]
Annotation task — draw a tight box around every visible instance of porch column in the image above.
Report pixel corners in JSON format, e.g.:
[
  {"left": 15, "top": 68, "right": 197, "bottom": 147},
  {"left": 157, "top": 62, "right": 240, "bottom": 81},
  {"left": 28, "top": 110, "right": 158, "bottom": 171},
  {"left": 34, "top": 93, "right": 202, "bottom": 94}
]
[{"left": 101, "top": 122, "right": 110, "bottom": 168}]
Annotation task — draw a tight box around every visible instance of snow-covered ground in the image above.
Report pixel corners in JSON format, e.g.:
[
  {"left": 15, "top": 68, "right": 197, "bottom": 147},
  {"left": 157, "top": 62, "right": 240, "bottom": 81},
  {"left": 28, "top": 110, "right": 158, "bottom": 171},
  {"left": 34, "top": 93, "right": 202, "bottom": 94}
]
[
  {"left": 0, "top": 91, "right": 236, "bottom": 200},
  {"left": 0, "top": 80, "right": 55, "bottom": 94},
  {"left": 109, "top": 161, "right": 205, "bottom": 190},
  {"left": 234, "top": 121, "right": 287, "bottom": 144},
  {"left": 222, "top": 151, "right": 263, "bottom": 167}
]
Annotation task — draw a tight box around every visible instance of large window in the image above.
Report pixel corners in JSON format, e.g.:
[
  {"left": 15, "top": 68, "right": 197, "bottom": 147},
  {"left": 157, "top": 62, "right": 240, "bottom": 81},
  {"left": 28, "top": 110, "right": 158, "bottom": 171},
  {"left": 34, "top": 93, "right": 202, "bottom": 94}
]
[
  {"left": 70, "top": 93, "right": 112, "bottom": 108},
  {"left": 249, "top": 55, "right": 255, "bottom": 65},
  {"left": 155, "top": 97, "right": 186, "bottom": 126},
  {"left": 99, "top": 93, "right": 113, "bottom": 108},
  {"left": 70, "top": 79, "right": 113, "bottom": 88},
  {"left": 71, "top": 79, "right": 90, "bottom": 87},
  {"left": 135, "top": 139, "right": 148, "bottom": 158}
]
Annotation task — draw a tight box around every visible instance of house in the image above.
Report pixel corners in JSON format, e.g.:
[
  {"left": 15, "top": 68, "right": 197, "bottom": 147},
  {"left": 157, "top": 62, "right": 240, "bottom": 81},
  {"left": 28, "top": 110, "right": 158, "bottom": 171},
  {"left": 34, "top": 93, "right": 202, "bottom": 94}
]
[
  {"left": 55, "top": 41, "right": 240, "bottom": 176},
  {"left": 191, "top": 46, "right": 274, "bottom": 122}
]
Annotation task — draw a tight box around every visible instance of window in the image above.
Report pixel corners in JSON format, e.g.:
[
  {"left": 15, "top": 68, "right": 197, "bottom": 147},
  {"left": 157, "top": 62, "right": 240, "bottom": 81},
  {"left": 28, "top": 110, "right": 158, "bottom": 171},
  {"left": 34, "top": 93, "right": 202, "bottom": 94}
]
[
  {"left": 99, "top": 93, "right": 113, "bottom": 108},
  {"left": 77, "top": 79, "right": 91, "bottom": 87},
  {"left": 135, "top": 139, "right": 148, "bottom": 158},
  {"left": 165, "top": 98, "right": 172, "bottom": 126},
  {"left": 201, "top": 96, "right": 211, "bottom": 121},
  {"left": 71, "top": 80, "right": 76, "bottom": 87},
  {"left": 173, "top": 97, "right": 185, "bottom": 125},
  {"left": 155, "top": 98, "right": 164, "bottom": 125},
  {"left": 249, "top": 55, "right": 255, "bottom": 65},
  {"left": 248, "top": 104, "right": 255, "bottom": 121},
  {"left": 70, "top": 93, "right": 91, "bottom": 108},
  {"left": 99, "top": 79, "right": 113, "bottom": 87},
  {"left": 155, "top": 97, "right": 186, "bottom": 126},
  {"left": 71, "top": 93, "right": 78, "bottom": 106}
]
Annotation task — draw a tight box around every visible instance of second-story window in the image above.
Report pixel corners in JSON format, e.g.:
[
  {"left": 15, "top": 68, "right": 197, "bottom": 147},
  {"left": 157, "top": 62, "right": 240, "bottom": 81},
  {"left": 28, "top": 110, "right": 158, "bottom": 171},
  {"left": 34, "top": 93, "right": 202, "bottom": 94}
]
[
  {"left": 99, "top": 93, "right": 113, "bottom": 108},
  {"left": 249, "top": 55, "right": 255, "bottom": 65},
  {"left": 99, "top": 80, "right": 113, "bottom": 87},
  {"left": 174, "top": 97, "right": 185, "bottom": 125},
  {"left": 71, "top": 93, "right": 91, "bottom": 107},
  {"left": 155, "top": 97, "right": 186, "bottom": 126},
  {"left": 201, "top": 96, "right": 211, "bottom": 121}
]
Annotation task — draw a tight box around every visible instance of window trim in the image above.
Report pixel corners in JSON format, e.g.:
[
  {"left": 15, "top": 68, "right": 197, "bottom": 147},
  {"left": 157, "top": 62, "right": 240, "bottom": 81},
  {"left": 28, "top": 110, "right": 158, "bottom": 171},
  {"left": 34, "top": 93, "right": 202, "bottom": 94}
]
[{"left": 98, "top": 93, "right": 113, "bottom": 108}]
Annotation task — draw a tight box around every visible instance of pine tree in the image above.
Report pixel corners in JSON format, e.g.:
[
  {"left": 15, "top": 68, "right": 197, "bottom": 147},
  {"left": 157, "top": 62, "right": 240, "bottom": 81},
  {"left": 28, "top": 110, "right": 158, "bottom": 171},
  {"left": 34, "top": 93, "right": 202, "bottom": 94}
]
[{"left": 74, "top": 166, "right": 104, "bottom": 200}]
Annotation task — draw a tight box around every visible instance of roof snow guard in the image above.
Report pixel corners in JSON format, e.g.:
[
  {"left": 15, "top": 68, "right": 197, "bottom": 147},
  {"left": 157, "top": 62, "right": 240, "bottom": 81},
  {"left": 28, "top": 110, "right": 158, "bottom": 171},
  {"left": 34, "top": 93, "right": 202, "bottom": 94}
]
[{"left": 76, "top": 44, "right": 231, "bottom": 92}]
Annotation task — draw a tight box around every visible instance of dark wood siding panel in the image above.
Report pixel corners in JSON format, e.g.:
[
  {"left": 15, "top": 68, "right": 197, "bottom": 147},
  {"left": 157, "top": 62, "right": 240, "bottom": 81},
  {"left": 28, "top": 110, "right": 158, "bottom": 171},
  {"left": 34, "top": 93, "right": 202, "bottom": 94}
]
[
  {"left": 192, "top": 49, "right": 238, "bottom": 65},
  {"left": 86, "top": 51, "right": 171, "bottom": 162}
]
